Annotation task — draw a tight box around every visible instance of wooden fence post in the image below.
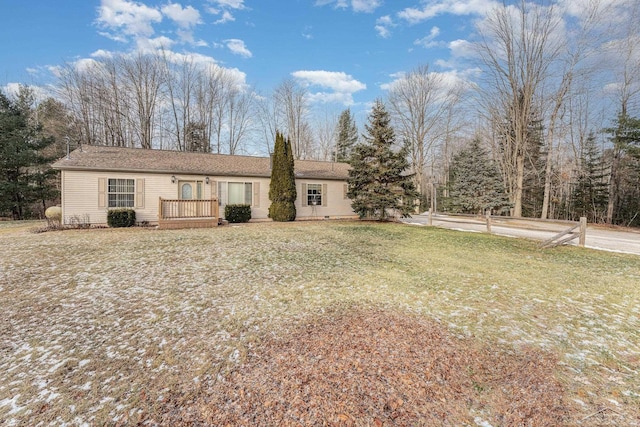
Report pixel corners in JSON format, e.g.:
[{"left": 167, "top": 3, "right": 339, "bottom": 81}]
[
  {"left": 579, "top": 217, "right": 587, "bottom": 247},
  {"left": 428, "top": 208, "right": 433, "bottom": 226},
  {"left": 486, "top": 211, "right": 492, "bottom": 234}
]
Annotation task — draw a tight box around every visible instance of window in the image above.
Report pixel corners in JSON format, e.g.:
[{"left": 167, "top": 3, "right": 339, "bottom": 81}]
[
  {"left": 181, "top": 183, "right": 193, "bottom": 199},
  {"left": 108, "top": 179, "right": 135, "bottom": 208},
  {"left": 219, "top": 181, "right": 253, "bottom": 205},
  {"left": 307, "top": 183, "right": 322, "bottom": 206},
  {"left": 178, "top": 181, "right": 203, "bottom": 200}
]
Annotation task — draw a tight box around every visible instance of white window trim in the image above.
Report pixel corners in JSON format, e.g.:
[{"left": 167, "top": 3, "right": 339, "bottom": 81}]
[
  {"left": 217, "top": 181, "right": 254, "bottom": 206},
  {"left": 302, "top": 182, "right": 328, "bottom": 207},
  {"left": 107, "top": 178, "right": 135, "bottom": 208}
]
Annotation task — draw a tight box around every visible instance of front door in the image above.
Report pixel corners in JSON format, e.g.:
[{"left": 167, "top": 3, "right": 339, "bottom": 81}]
[{"left": 179, "top": 181, "right": 196, "bottom": 216}]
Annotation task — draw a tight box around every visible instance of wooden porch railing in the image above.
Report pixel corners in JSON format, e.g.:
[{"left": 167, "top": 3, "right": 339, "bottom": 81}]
[{"left": 158, "top": 197, "right": 219, "bottom": 221}]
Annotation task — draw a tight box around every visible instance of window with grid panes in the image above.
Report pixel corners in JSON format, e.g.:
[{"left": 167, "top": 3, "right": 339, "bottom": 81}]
[
  {"left": 307, "top": 183, "right": 322, "bottom": 206},
  {"left": 108, "top": 179, "right": 135, "bottom": 208}
]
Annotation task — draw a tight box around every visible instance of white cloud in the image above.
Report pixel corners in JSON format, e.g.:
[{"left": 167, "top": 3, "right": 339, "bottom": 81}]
[
  {"left": 315, "top": 0, "right": 381, "bottom": 13},
  {"left": 90, "top": 49, "right": 115, "bottom": 59},
  {"left": 315, "top": 0, "right": 348, "bottom": 9},
  {"left": 225, "top": 39, "right": 252, "bottom": 58},
  {"left": 74, "top": 58, "right": 101, "bottom": 73},
  {"left": 381, "top": 68, "right": 475, "bottom": 96},
  {"left": 2, "top": 83, "right": 52, "bottom": 102},
  {"left": 307, "top": 92, "right": 357, "bottom": 105},
  {"left": 292, "top": 70, "right": 366, "bottom": 105},
  {"left": 375, "top": 15, "right": 395, "bottom": 38},
  {"left": 302, "top": 26, "right": 313, "bottom": 40},
  {"left": 161, "top": 3, "right": 201, "bottom": 28},
  {"left": 136, "top": 36, "right": 176, "bottom": 53},
  {"left": 352, "top": 0, "right": 382, "bottom": 13},
  {"left": 207, "top": 0, "right": 246, "bottom": 24},
  {"left": 414, "top": 26, "right": 441, "bottom": 48},
  {"left": 96, "top": 0, "right": 163, "bottom": 39},
  {"left": 448, "top": 38, "right": 476, "bottom": 58},
  {"left": 293, "top": 70, "right": 366, "bottom": 93},
  {"left": 210, "top": 0, "right": 246, "bottom": 9},
  {"left": 379, "top": 71, "right": 405, "bottom": 91},
  {"left": 214, "top": 10, "right": 235, "bottom": 24},
  {"left": 157, "top": 50, "right": 218, "bottom": 67},
  {"left": 47, "top": 65, "right": 64, "bottom": 78},
  {"left": 398, "top": 0, "right": 499, "bottom": 24},
  {"left": 97, "top": 31, "right": 128, "bottom": 43}
]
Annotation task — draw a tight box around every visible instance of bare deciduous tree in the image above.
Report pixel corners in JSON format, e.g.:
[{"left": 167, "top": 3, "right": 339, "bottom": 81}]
[
  {"left": 121, "top": 53, "right": 162, "bottom": 149},
  {"left": 477, "top": 0, "right": 562, "bottom": 217},
  {"left": 274, "top": 78, "right": 309, "bottom": 159},
  {"left": 388, "top": 64, "right": 465, "bottom": 196}
]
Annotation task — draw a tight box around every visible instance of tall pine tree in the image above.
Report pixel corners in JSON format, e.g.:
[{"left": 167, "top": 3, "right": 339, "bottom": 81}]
[
  {"left": 347, "top": 100, "right": 418, "bottom": 219},
  {"left": 570, "top": 133, "right": 608, "bottom": 223},
  {"left": 446, "top": 138, "right": 510, "bottom": 214},
  {"left": 0, "top": 88, "right": 57, "bottom": 219},
  {"left": 335, "top": 108, "right": 358, "bottom": 163},
  {"left": 268, "top": 131, "right": 297, "bottom": 221},
  {"left": 604, "top": 113, "right": 640, "bottom": 226}
]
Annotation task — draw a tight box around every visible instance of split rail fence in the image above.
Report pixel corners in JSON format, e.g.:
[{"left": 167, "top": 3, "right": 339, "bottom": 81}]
[{"left": 423, "top": 210, "right": 587, "bottom": 248}]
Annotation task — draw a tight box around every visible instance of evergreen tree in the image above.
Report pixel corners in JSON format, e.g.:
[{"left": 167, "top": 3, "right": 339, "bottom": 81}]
[
  {"left": 268, "top": 131, "right": 297, "bottom": 221},
  {"left": 334, "top": 108, "right": 358, "bottom": 163},
  {"left": 604, "top": 113, "right": 640, "bottom": 226},
  {"left": 570, "top": 133, "right": 609, "bottom": 223},
  {"left": 0, "top": 88, "right": 57, "bottom": 219},
  {"left": 521, "top": 116, "right": 545, "bottom": 217},
  {"left": 446, "top": 138, "right": 510, "bottom": 214},
  {"left": 347, "top": 100, "right": 418, "bottom": 219}
]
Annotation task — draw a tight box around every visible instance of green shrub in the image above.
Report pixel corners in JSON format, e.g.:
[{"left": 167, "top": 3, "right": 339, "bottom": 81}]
[
  {"left": 225, "top": 204, "right": 252, "bottom": 223},
  {"left": 107, "top": 209, "right": 136, "bottom": 227},
  {"left": 268, "top": 201, "right": 296, "bottom": 222}
]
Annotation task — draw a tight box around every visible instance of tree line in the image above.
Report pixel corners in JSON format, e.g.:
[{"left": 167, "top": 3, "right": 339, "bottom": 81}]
[{"left": 1, "top": 0, "right": 639, "bottom": 225}]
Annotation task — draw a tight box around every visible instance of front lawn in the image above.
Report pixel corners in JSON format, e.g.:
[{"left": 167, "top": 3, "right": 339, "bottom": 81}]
[{"left": 1, "top": 222, "right": 638, "bottom": 425}]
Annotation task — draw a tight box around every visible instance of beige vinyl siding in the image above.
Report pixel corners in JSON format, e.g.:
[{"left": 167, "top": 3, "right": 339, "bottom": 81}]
[
  {"left": 61, "top": 171, "right": 218, "bottom": 225},
  {"left": 60, "top": 170, "right": 354, "bottom": 225},
  {"left": 295, "top": 180, "right": 354, "bottom": 219},
  {"left": 217, "top": 178, "right": 270, "bottom": 219}
]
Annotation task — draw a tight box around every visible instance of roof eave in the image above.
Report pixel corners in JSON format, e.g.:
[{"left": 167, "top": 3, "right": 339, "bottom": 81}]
[{"left": 52, "top": 164, "right": 348, "bottom": 180}]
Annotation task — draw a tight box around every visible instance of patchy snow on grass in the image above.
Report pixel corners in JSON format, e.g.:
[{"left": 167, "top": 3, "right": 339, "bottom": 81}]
[{"left": 1, "top": 222, "right": 639, "bottom": 425}]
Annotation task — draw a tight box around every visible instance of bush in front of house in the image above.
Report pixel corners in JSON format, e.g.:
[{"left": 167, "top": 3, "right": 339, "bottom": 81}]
[
  {"left": 107, "top": 209, "right": 136, "bottom": 227},
  {"left": 225, "top": 204, "right": 251, "bottom": 223}
]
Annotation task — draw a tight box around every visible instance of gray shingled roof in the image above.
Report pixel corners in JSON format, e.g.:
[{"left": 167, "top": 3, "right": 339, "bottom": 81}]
[{"left": 52, "top": 145, "right": 350, "bottom": 180}]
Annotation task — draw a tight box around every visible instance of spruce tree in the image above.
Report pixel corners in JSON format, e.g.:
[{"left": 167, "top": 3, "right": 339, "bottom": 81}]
[
  {"left": 335, "top": 108, "right": 358, "bottom": 163},
  {"left": 268, "top": 131, "right": 297, "bottom": 221},
  {"left": 347, "top": 100, "right": 418, "bottom": 219},
  {"left": 571, "top": 133, "right": 609, "bottom": 222},
  {"left": 0, "top": 89, "right": 57, "bottom": 219},
  {"left": 446, "top": 138, "right": 510, "bottom": 214}
]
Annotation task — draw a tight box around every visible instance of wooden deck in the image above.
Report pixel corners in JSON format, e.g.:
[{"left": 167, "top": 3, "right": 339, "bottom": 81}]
[{"left": 158, "top": 198, "right": 219, "bottom": 230}]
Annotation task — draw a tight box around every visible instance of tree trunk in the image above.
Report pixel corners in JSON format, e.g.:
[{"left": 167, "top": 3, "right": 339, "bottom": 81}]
[
  {"left": 514, "top": 154, "right": 525, "bottom": 217},
  {"left": 606, "top": 148, "right": 620, "bottom": 224},
  {"left": 540, "top": 130, "right": 554, "bottom": 219}
]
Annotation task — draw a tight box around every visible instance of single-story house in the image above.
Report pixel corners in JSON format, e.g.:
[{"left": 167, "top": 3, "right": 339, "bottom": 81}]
[{"left": 51, "top": 145, "right": 356, "bottom": 228}]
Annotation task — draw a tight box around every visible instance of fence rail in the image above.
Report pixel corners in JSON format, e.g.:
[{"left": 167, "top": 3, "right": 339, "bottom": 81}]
[
  {"left": 158, "top": 198, "right": 219, "bottom": 220},
  {"left": 423, "top": 209, "right": 587, "bottom": 248}
]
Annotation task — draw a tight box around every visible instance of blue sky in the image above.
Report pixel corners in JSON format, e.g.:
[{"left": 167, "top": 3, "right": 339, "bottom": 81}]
[
  {"left": 1, "top": 0, "right": 636, "bottom": 127},
  {"left": 0, "top": 0, "right": 483, "bottom": 113}
]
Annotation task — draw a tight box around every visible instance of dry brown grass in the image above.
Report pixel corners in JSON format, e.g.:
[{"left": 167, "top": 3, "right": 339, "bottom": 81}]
[
  {"left": 151, "top": 308, "right": 568, "bottom": 426},
  {"left": 1, "top": 221, "right": 639, "bottom": 426}
]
